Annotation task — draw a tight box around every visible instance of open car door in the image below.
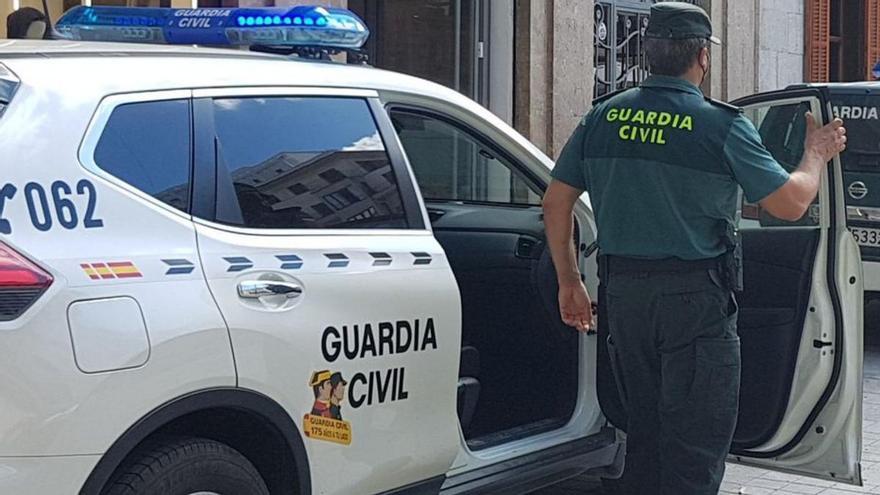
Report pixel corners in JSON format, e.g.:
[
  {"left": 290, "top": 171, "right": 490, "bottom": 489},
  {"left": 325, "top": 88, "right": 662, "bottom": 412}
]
[{"left": 726, "top": 88, "right": 864, "bottom": 483}]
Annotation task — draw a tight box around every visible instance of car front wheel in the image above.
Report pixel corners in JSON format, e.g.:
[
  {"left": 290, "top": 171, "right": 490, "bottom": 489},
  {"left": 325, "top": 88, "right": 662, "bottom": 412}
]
[{"left": 103, "top": 436, "right": 269, "bottom": 495}]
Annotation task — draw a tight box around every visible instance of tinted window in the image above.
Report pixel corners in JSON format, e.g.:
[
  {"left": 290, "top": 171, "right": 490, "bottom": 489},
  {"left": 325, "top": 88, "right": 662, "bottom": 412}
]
[
  {"left": 212, "top": 97, "right": 407, "bottom": 230},
  {"left": 0, "top": 67, "right": 18, "bottom": 118},
  {"left": 832, "top": 95, "right": 880, "bottom": 172},
  {"left": 390, "top": 110, "right": 542, "bottom": 205},
  {"left": 745, "top": 101, "right": 819, "bottom": 227},
  {"left": 755, "top": 101, "right": 810, "bottom": 173},
  {"left": 94, "top": 100, "right": 191, "bottom": 212}
]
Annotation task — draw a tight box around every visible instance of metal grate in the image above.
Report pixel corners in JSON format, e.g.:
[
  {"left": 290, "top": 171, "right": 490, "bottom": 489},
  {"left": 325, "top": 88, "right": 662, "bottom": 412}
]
[{"left": 593, "top": 0, "right": 700, "bottom": 98}]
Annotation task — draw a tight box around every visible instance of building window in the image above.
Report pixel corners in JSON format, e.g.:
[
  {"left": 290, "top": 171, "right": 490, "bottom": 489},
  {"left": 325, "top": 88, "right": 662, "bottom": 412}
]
[
  {"left": 348, "top": 0, "right": 483, "bottom": 102},
  {"left": 323, "top": 187, "right": 361, "bottom": 211},
  {"left": 594, "top": 0, "right": 701, "bottom": 98},
  {"left": 806, "top": 0, "right": 873, "bottom": 82},
  {"left": 288, "top": 183, "right": 309, "bottom": 195},
  {"left": 319, "top": 169, "right": 347, "bottom": 184}
]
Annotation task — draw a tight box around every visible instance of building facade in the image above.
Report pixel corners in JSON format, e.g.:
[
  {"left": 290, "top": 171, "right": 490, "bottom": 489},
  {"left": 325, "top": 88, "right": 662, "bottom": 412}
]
[{"left": 3, "top": 0, "right": 863, "bottom": 158}]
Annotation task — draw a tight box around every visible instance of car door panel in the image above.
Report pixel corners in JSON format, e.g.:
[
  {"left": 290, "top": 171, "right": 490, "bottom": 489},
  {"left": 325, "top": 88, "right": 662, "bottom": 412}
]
[
  {"left": 723, "top": 89, "right": 863, "bottom": 483},
  {"left": 190, "top": 90, "right": 463, "bottom": 495},
  {"left": 195, "top": 227, "right": 462, "bottom": 495},
  {"left": 736, "top": 228, "right": 820, "bottom": 448}
]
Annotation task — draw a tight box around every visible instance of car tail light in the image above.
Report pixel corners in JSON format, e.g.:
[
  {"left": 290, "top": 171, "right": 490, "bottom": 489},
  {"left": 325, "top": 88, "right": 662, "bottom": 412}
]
[{"left": 0, "top": 242, "right": 52, "bottom": 321}]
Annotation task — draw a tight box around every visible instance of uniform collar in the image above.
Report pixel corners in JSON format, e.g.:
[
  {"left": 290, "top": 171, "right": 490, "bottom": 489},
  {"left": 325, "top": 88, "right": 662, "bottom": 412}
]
[{"left": 641, "top": 75, "right": 703, "bottom": 96}]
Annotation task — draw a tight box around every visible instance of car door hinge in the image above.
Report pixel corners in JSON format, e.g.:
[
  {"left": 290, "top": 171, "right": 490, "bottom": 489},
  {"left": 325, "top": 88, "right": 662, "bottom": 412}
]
[
  {"left": 477, "top": 41, "right": 485, "bottom": 59},
  {"left": 813, "top": 339, "right": 833, "bottom": 349}
]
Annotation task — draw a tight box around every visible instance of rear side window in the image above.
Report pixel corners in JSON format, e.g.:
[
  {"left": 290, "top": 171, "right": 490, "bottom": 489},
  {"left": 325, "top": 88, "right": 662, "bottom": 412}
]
[
  {"left": 210, "top": 97, "right": 408, "bottom": 230},
  {"left": 832, "top": 94, "right": 880, "bottom": 172},
  {"left": 94, "top": 100, "right": 192, "bottom": 212},
  {"left": 0, "top": 63, "right": 20, "bottom": 118}
]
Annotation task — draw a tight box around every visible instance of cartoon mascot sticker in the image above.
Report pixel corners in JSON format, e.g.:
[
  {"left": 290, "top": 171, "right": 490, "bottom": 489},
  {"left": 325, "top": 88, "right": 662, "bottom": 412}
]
[{"left": 304, "top": 370, "right": 352, "bottom": 445}]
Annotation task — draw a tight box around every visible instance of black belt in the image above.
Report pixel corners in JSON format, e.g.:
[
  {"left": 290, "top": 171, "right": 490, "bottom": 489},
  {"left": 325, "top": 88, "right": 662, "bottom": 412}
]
[{"left": 601, "top": 254, "right": 721, "bottom": 275}]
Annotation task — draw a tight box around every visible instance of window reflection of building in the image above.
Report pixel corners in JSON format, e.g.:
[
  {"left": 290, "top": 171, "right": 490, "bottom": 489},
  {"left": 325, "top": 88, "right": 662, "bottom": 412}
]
[
  {"left": 154, "top": 183, "right": 188, "bottom": 211},
  {"left": 230, "top": 149, "right": 403, "bottom": 228}
]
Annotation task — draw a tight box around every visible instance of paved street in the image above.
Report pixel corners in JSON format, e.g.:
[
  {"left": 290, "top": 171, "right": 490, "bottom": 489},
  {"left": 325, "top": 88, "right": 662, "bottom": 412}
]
[{"left": 534, "top": 345, "right": 880, "bottom": 495}]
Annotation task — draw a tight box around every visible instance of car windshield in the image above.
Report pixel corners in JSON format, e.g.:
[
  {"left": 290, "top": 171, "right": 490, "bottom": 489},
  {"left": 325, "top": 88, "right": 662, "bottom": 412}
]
[{"left": 832, "top": 94, "right": 880, "bottom": 172}]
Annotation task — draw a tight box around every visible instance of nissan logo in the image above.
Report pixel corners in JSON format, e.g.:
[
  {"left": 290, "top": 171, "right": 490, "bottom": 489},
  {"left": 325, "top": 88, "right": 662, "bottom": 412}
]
[{"left": 849, "top": 181, "right": 869, "bottom": 200}]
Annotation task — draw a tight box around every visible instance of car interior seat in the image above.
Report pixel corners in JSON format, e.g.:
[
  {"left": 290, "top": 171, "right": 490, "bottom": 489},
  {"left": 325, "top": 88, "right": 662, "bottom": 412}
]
[{"left": 457, "top": 345, "right": 481, "bottom": 436}]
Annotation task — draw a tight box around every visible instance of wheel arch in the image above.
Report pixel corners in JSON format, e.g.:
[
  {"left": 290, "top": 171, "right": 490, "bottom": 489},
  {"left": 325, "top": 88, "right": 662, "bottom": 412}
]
[{"left": 79, "top": 387, "right": 311, "bottom": 495}]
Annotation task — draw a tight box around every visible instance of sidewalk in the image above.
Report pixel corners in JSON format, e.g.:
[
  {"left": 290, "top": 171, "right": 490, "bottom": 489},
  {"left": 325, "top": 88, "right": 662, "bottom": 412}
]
[{"left": 718, "top": 372, "right": 880, "bottom": 495}]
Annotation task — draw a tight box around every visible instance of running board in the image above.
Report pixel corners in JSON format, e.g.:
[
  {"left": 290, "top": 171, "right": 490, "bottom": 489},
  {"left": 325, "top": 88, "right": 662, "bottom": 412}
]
[{"left": 441, "top": 428, "right": 619, "bottom": 495}]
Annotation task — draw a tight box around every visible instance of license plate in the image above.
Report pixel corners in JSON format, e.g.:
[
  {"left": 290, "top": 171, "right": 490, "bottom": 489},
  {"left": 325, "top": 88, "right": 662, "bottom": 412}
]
[{"left": 850, "top": 227, "right": 880, "bottom": 247}]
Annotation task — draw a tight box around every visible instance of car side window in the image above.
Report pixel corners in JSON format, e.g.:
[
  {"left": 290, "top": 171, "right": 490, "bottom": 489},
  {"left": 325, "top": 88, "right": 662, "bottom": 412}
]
[
  {"left": 742, "top": 101, "right": 820, "bottom": 228},
  {"left": 389, "top": 109, "right": 542, "bottom": 206},
  {"left": 94, "top": 99, "right": 192, "bottom": 213},
  {"left": 210, "top": 97, "right": 408, "bottom": 230}
]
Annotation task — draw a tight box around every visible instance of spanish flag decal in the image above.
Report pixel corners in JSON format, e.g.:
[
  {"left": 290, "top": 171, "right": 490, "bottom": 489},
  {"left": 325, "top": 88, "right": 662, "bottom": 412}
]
[{"left": 81, "top": 262, "right": 142, "bottom": 280}]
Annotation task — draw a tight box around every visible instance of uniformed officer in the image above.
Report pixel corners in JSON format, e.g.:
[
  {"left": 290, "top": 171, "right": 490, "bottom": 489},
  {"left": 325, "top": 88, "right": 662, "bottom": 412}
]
[{"left": 542, "top": 2, "right": 847, "bottom": 494}]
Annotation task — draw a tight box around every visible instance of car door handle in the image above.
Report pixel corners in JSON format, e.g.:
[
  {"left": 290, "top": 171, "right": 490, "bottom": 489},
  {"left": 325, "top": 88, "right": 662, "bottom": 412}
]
[{"left": 237, "top": 281, "right": 303, "bottom": 299}]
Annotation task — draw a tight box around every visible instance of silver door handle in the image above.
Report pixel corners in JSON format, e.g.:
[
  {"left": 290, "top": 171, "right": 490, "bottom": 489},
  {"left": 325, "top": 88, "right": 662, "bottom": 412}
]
[{"left": 238, "top": 281, "right": 303, "bottom": 299}]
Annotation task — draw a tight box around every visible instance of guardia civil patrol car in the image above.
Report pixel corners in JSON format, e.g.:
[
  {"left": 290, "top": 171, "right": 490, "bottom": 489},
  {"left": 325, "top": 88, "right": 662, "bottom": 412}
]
[{"left": 0, "top": 5, "right": 866, "bottom": 494}]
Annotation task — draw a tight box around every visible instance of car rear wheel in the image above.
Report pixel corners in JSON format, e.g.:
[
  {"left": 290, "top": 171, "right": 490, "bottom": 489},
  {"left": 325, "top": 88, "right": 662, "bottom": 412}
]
[{"left": 103, "top": 436, "right": 269, "bottom": 495}]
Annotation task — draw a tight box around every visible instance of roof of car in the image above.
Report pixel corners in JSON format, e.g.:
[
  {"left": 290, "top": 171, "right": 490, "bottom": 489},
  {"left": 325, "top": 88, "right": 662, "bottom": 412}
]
[
  {"left": 0, "top": 39, "right": 256, "bottom": 56},
  {"left": 0, "top": 40, "right": 554, "bottom": 171},
  {"left": 789, "top": 82, "right": 880, "bottom": 91},
  {"left": 0, "top": 40, "right": 453, "bottom": 99}
]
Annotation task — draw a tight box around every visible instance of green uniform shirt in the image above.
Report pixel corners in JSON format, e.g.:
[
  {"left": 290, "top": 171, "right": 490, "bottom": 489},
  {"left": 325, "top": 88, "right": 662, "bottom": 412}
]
[{"left": 553, "top": 75, "right": 790, "bottom": 260}]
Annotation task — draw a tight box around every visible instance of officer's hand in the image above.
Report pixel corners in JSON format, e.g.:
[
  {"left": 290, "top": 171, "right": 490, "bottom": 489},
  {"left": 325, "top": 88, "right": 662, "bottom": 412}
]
[
  {"left": 804, "top": 112, "right": 847, "bottom": 163},
  {"left": 558, "top": 281, "right": 594, "bottom": 333}
]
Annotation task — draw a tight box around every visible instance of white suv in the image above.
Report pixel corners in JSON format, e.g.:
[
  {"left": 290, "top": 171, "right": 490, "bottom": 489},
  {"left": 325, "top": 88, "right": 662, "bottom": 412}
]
[{"left": 0, "top": 6, "right": 866, "bottom": 495}]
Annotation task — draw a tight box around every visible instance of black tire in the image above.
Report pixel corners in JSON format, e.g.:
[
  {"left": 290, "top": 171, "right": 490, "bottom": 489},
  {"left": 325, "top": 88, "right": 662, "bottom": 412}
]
[{"left": 103, "top": 436, "right": 269, "bottom": 495}]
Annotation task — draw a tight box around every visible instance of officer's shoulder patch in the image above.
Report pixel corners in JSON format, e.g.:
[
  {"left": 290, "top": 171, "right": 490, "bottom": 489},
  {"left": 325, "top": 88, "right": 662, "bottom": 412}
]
[{"left": 705, "top": 97, "right": 743, "bottom": 114}]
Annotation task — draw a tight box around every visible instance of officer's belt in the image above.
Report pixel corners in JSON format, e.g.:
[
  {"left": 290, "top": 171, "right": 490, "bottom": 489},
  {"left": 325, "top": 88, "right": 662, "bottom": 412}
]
[{"left": 602, "top": 255, "right": 721, "bottom": 275}]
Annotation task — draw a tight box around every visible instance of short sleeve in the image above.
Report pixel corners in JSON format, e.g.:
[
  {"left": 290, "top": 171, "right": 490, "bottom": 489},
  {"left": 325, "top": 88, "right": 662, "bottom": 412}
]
[
  {"left": 723, "top": 115, "right": 791, "bottom": 203},
  {"left": 552, "top": 118, "right": 590, "bottom": 191}
]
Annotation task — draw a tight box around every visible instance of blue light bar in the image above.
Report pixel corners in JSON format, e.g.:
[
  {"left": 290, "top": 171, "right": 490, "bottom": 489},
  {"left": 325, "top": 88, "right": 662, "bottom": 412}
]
[{"left": 55, "top": 5, "right": 370, "bottom": 49}]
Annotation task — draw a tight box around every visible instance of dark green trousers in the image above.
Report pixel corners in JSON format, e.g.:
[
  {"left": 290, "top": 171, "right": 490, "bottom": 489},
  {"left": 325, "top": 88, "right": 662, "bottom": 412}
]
[{"left": 605, "top": 267, "right": 740, "bottom": 495}]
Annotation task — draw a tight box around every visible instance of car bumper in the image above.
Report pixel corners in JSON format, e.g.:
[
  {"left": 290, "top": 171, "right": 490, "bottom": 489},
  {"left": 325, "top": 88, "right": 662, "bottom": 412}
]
[{"left": 0, "top": 454, "right": 99, "bottom": 494}]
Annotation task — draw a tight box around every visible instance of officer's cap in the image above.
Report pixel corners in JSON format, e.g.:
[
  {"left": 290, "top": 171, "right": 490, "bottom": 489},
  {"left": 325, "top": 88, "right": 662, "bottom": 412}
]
[
  {"left": 645, "top": 2, "right": 721, "bottom": 45},
  {"left": 310, "top": 370, "right": 332, "bottom": 387}
]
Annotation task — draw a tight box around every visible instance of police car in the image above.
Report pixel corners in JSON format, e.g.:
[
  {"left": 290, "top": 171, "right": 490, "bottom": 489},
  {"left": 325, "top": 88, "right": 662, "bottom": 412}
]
[
  {"left": 739, "top": 84, "right": 880, "bottom": 325},
  {"left": 0, "top": 5, "right": 866, "bottom": 494}
]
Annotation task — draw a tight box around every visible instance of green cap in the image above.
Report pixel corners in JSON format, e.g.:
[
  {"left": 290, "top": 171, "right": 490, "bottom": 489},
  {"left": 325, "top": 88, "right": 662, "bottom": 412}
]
[{"left": 645, "top": 2, "right": 720, "bottom": 45}]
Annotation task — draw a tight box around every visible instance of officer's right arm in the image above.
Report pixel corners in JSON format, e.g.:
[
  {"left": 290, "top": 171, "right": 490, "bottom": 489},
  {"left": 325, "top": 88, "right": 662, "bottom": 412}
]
[
  {"left": 724, "top": 113, "right": 846, "bottom": 222},
  {"left": 759, "top": 113, "right": 846, "bottom": 221},
  {"left": 544, "top": 122, "right": 593, "bottom": 332}
]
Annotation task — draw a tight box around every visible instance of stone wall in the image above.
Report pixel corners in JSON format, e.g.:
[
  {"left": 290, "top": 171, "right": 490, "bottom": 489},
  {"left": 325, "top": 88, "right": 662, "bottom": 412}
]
[
  {"left": 757, "top": 0, "right": 804, "bottom": 92},
  {"left": 514, "top": 0, "right": 593, "bottom": 159},
  {"left": 724, "top": 0, "right": 759, "bottom": 100}
]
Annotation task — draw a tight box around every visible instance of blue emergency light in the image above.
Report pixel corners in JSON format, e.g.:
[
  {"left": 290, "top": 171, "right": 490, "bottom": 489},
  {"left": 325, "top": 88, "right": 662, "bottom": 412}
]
[{"left": 54, "top": 5, "right": 369, "bottom": 49}]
